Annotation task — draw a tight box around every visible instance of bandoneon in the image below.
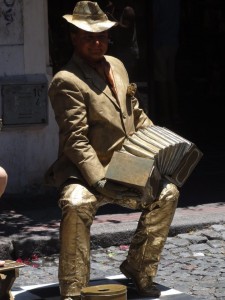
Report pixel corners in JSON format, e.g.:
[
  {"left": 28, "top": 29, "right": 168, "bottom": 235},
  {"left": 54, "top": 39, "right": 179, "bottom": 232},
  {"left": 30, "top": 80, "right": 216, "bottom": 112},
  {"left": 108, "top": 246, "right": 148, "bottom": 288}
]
[{"left": 106, "top": 125, "right": 203, "bottom": 188}]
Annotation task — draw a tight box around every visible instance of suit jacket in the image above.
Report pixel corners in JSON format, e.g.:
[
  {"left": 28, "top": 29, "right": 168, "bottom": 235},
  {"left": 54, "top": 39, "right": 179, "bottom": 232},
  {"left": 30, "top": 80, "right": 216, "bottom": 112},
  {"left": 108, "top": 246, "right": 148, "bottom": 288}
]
[{"left": 45, "top": 53, "right": 152, "bottom": 187}]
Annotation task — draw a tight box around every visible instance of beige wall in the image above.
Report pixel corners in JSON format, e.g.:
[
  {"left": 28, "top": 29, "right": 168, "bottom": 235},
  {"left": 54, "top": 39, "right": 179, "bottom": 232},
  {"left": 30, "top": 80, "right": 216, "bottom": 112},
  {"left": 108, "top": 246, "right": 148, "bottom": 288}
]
[{"left": 0, "top": 0, "right": 58, "bottom": 194}]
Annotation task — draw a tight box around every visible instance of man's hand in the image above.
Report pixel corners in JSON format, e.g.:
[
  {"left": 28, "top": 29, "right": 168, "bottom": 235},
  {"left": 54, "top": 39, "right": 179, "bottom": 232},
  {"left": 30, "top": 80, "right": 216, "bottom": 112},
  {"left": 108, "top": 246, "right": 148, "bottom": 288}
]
[{"left": 94, "top": 179, "right": 142, "bottom": 200}]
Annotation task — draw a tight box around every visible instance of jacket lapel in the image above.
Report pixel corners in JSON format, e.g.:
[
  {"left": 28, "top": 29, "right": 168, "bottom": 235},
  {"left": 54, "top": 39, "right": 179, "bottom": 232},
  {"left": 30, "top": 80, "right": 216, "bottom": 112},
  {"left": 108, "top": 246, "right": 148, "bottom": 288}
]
[
  {"left": 110, "top": 62, "right": 127, "bottom": 107},
  {"left": 72, "top": 54, "right": 121, "bottom": 109}
]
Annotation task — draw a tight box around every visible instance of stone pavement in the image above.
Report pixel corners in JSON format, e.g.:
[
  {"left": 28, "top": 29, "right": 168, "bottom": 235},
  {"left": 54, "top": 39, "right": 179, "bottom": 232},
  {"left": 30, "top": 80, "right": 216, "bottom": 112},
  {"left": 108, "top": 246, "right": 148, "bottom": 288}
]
[{"left": 1, "top": 202, "right": 225, "bottom": 299}]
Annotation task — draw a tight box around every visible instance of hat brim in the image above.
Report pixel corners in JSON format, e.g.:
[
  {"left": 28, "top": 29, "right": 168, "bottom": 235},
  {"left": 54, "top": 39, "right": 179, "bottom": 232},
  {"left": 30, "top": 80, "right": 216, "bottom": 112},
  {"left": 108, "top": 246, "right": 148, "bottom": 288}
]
[{"left": 63, "top": 15, "right": 117, "bottom": 33}]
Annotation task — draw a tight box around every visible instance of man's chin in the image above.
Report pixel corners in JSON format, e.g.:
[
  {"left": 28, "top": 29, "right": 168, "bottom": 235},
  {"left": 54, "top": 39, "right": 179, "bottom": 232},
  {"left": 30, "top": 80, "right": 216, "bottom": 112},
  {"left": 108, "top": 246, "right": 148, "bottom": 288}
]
[
  {"left": 88, "top": 56, "right": 105, "bottom": 64},
  {"left": 91, "top": 54, "right": 105, "bottom": 60}
]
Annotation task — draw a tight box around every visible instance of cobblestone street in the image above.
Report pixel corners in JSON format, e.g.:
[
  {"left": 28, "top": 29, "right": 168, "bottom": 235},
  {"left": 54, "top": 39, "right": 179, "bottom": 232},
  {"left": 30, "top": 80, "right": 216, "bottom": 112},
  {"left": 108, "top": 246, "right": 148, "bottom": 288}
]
[{"left": 12, "top": 223, "right": 225, "bottom": 300}]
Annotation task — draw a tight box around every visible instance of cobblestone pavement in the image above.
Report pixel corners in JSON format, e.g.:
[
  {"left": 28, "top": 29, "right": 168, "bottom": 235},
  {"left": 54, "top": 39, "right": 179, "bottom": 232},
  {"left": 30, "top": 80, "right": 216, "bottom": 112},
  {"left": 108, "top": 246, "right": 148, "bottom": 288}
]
[{"left": 12, "top": 223, "right": 225, "bottom": 300}]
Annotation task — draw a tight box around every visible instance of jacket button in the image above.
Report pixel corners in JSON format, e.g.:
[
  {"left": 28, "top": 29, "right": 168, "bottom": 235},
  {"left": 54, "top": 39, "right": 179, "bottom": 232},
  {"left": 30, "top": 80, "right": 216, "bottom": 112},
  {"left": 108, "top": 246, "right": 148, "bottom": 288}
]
[{"left": 122, "top": 113, "right": 126, "bottom": 119}]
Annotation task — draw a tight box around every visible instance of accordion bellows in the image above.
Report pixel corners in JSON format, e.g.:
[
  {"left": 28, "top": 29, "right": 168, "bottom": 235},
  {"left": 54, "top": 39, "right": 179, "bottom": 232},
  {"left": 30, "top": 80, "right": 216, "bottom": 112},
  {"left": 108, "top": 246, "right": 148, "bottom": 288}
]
[{"left": 106, "top": 125, "right": 203, "bottom": 188}]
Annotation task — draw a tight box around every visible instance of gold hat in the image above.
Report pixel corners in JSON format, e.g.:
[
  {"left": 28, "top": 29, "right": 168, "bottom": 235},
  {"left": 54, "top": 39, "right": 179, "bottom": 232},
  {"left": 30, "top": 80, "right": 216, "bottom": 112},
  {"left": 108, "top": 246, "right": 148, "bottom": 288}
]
[{"left": 63, "top": 1, "right": 117, "bottom": 33}]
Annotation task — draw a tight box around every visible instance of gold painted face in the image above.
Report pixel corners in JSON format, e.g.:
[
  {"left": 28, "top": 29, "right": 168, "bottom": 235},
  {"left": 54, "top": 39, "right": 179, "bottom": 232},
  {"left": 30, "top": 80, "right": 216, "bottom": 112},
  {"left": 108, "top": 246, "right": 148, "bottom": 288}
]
[{"left": 71, "top": 29, "right": 109, "bottom": 63}]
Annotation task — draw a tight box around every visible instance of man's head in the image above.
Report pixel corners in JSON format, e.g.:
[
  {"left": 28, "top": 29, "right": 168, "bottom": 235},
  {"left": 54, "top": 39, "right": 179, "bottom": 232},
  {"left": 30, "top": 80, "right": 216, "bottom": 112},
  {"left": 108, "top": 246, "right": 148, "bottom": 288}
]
[
  {"left": 63, "top": 1, "right": 117, "bottom": 63},
  {"left": 70, "top": 27, "right": 109, "bottom": 63}
]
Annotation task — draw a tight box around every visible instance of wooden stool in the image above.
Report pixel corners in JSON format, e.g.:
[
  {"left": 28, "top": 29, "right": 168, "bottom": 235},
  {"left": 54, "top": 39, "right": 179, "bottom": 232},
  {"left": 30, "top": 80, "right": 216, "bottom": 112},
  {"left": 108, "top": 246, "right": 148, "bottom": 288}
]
[
  {"left": 0, "top": 260, "right": 25, "bottom": 300},
  {"left": 81, "top": 284, "right": 127, "bottom": 300}
]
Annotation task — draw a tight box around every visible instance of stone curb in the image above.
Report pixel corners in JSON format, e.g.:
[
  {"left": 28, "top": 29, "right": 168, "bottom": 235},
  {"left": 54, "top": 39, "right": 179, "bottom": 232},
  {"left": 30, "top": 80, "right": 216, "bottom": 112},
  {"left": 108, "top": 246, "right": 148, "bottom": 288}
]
[
  {"left": 1, "top": 219, "right": 223, "bottom": 259},
  {"left": 1, "top": 202, "right": 225, "bottom": 258}
]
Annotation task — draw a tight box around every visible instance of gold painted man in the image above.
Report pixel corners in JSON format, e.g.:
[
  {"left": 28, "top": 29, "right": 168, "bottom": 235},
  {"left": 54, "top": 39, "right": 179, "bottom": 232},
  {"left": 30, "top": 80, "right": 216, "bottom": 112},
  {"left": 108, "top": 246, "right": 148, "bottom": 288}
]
[{"left": 45, "top": 2, "right": 179, "bottom": 299}]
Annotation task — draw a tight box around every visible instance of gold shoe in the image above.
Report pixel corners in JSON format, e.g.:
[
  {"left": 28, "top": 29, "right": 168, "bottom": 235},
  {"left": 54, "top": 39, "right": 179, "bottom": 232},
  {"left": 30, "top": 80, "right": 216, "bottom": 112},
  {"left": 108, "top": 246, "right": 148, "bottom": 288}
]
[{"left": 120, "top": 260, "right": 161, "bottom": 297}]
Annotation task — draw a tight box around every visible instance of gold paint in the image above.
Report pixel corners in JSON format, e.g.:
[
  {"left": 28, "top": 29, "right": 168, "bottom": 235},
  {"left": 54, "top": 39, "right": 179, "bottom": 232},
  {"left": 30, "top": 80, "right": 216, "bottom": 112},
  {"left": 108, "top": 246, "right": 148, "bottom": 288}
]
[{"left": 58, "top": 179, "right": 179, "bottom": 296}]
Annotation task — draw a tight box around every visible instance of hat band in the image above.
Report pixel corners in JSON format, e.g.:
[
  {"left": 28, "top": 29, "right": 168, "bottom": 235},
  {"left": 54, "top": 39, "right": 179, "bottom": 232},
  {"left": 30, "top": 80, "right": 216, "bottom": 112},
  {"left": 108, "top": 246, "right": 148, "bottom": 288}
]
[{"left": 72, "top": 13, "right": 108, "bottom": 21}]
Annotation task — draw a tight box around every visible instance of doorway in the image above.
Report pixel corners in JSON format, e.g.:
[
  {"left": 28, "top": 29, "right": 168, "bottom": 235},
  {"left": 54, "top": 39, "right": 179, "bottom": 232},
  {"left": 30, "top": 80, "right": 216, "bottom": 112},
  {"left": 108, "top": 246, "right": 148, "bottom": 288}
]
[{"left": 47, "top": 0, "right": 150, "bottom": 80}]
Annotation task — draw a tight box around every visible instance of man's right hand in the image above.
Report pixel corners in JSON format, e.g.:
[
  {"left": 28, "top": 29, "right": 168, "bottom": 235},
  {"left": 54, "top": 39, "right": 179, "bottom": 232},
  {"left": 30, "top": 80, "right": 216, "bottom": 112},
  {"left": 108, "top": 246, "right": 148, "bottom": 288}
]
[{"left": 94, "top": 179, "right": 141, "bottom": 200}]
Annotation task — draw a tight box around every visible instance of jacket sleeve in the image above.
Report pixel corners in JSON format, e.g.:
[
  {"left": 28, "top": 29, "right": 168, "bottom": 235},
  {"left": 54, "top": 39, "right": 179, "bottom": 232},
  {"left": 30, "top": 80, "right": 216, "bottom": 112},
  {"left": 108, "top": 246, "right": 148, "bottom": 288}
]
[
  {"left": 49, "top": 73, "right": 105, "bottom": 186},
  {"left": 132, "top": 96, "right": 153, "bottom": 130}
]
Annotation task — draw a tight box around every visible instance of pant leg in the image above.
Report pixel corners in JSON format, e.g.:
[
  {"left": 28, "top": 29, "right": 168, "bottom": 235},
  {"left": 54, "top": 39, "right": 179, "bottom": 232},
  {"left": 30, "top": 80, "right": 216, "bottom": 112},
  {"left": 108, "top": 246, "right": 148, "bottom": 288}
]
[
  {"left": 58, "top": 181, "right": 99, "bottom": 297},
  {"left": 57, "top": 178, "right": 142, "bottom": 297},
  {"left": 126, "top": 181, "right": 179, "bottom": 277}
]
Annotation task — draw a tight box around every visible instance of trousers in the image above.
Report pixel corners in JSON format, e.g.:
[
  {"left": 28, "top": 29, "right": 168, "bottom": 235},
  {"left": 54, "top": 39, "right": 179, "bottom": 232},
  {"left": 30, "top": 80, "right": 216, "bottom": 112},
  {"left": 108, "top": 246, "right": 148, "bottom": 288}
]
[{"left": 58, "top": 179, "right": 179, "bottom": 297}]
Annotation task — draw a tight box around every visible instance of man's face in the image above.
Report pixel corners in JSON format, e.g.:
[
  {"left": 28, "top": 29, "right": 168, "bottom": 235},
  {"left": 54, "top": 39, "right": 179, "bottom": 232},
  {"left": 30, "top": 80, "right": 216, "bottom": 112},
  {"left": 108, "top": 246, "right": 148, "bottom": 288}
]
[{"left": 71, "top": 29, "right": 109, "bottom": 63}]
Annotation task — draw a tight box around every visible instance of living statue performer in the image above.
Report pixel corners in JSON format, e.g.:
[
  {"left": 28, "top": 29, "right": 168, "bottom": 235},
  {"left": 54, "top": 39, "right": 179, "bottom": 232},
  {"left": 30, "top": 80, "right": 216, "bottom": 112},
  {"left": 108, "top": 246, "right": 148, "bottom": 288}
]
[{"left": 45, "top": 2, "right": 179, "bottom": 299}]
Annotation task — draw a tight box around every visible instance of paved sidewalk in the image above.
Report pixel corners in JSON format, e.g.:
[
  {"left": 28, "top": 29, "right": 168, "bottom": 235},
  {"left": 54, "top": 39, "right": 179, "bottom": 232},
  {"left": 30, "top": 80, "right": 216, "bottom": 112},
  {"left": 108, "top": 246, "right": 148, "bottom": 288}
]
[
  {"left": 0, "top": 202, "right": 225, "bottom": 258},
  {"left": 1, "top": 202, "right": 225, "bottom": 299}
]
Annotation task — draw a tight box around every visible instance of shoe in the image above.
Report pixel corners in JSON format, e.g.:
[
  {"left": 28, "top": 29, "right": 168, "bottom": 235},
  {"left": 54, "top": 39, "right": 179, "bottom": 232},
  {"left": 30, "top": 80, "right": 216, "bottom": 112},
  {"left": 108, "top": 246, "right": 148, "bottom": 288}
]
[{"left": 120, "top": 260, "right": 161, "bottom": 297}]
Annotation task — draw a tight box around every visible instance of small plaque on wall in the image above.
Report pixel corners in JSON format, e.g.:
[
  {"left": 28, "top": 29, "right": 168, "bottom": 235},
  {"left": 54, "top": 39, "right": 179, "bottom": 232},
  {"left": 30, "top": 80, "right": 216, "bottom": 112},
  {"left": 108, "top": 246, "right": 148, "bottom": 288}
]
[{"left": 1, "top": 77, "right": 48, "bottom": 126}]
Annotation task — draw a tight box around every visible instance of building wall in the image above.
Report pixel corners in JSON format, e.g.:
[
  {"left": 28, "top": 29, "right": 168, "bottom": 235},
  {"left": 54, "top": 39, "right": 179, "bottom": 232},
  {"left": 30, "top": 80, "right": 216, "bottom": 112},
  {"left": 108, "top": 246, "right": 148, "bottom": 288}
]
[{"left": 0, "top": 0, "right": 58, "bottom": 194}]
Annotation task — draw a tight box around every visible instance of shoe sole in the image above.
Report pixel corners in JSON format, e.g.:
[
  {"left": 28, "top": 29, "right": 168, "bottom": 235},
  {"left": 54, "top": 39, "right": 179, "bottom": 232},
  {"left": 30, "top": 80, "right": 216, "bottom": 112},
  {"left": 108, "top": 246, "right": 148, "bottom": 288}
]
[{"left": 120, "top": 263, "right": 161, "bottom": 298}]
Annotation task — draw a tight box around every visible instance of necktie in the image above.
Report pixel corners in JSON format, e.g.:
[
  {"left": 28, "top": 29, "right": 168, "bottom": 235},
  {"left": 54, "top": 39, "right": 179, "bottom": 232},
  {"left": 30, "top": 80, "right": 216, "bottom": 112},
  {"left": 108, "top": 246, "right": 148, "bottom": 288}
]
[{"left": 93, "top": 59, "right": 118, "bottom": 98}]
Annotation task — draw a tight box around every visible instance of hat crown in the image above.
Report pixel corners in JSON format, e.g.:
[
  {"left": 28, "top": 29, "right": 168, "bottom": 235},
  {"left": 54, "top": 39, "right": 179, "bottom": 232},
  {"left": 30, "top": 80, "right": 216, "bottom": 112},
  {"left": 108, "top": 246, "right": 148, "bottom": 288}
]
[
  {"left": 63, "top": 1, "right": 117, "bottom": 33},
  {"left": 72, "top": 1, "right": 107, "bottom": 21}
]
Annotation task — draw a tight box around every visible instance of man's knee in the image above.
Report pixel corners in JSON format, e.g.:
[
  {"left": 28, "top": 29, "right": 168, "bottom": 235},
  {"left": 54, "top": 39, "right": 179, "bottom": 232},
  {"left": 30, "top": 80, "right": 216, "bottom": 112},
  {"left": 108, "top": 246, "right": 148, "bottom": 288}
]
[
  {"left": 59, "top": 192, "right": 97, "bottom": 228},
  {"left": 159, "top": 181, "right": 179, "bottom": 203}
]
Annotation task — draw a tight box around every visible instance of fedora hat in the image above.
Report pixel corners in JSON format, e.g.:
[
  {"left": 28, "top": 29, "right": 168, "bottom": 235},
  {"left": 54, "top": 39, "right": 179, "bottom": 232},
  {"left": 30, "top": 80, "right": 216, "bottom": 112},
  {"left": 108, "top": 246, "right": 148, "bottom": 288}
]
[{"left": 63, "top": 1, "right": 117, "bottom": 33}]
